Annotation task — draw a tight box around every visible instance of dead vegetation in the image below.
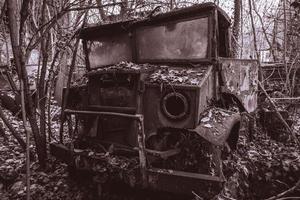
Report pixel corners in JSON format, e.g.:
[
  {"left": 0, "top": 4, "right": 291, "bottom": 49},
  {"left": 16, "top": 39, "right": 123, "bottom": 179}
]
[{"left": 0, "top": 95, "right": 299, "bottom": 199}]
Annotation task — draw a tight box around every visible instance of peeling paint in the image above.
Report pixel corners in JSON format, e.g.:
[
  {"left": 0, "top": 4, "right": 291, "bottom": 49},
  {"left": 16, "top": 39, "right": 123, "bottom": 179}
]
[{"left": 220, "top": 59, "right": 258, "bottom": 112}]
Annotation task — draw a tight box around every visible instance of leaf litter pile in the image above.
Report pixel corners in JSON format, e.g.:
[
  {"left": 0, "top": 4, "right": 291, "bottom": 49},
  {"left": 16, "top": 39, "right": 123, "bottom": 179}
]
[
  {"left": 215, "top": 116, "right": 300, "bottom": 200},
  {"left": 0, "top": 99, "right": 100, "bottom": 200},
  {"left": 0, "top": 102, "right": 300, "bottom": 199},
  {"left": 91, "top": 61, "right": 156, "bottom": 73},
  {"left": 90, "top": 62, "right": 209, "bottom": 86},
  {"left": 147, "top": 66, "right": 208, "bottom": 85}
]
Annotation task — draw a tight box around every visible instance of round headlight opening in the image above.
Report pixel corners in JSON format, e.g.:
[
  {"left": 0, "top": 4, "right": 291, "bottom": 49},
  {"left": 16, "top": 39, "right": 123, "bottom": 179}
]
[{"left": 162, "top": 92, "right": 189, "bottom": 120}]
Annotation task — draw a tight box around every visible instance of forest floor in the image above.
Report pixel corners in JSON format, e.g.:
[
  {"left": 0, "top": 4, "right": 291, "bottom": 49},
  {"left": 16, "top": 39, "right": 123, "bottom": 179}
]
[{"left": 0, "top": 100, "right": 299, "bottom": 200}]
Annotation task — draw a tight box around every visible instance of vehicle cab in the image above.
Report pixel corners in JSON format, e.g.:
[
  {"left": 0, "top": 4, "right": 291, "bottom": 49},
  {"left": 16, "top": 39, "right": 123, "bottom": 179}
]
[{"left": 51, "top": 3, "right": 258, "bottom": 198}]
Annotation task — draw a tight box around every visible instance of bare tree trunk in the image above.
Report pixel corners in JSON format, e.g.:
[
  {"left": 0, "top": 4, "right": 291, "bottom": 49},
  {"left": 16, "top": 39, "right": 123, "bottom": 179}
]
[
  {"left": 7, "top": 0, "right": 47, "bottom": 168},
  {"left": 120, "top": 0, "right": 128, "bottom": 18},
  {"left": 283, "top": 0, "right": 289, "bottom": 93},
  {"left": 272, "top": 17, "right": 279, "bottom": 61},
  {"left": 96, "top": 0, "right": 107, "bottom": 21},
  {"left": 240, "top": 0, "right": 244, "bottom": 58},
  {"left": 170, "top": 0, "right": 174, "bottom": 9},
  {"left": 231, "top": 0, "right": 241, "bottom": 57},
  {"left": 252, "top": 0, "right": 276, "bottom": 61},
  {"left": 20, "top": 79, "right": 31, "bottom": 200},
  {"left": 38, "top": 0, "right": 50, "bottom": 161},
  {"left": 46, "top": 50, "right": 60, "bottom": 142},
  {"left": 248, "top": 0, "right": 262, "bottom": 80}
]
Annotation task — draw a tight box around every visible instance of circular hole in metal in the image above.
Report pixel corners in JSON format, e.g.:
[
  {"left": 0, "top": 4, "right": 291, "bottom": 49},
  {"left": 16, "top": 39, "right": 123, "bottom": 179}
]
[{"left": 162, "top": 92, "right": 189, "bottom": 120}]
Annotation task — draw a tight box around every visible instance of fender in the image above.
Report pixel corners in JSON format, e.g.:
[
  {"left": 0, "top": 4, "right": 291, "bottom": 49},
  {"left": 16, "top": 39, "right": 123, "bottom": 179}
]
[{"left": 190, "top": 107, "right": 241, "bottom": 146}]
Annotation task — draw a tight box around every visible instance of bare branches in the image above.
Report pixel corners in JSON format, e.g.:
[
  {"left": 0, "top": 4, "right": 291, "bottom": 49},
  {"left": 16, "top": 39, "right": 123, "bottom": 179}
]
[
  {"left": 265, "top": 179, "right": 300, "bottom": 200},
  {"left": 66, "top": 2, "right": 123, "bottom": 12},
  {"left": 0, "top": 106, "right": 26, "bottom": 151},
  {"left": 252, "top": 0, "right": 276, "bottom": 61},
  {"left": 25, "top": 1, "right": 122, "bottom": 54},
  {"left": 248, "top": 0, "right": 263, "bottom": 80},
  {"left": 258, "top": 81, "right": 300, "bottom": 146},
  {"left": 19, "top": 0, "right": 32, "bottom": 47}
]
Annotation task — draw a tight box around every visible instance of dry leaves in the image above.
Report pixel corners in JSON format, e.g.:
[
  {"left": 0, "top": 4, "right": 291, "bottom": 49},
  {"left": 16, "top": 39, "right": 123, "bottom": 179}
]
[{"left": 148, "top": 66, "right": 208, "bottom": 85}]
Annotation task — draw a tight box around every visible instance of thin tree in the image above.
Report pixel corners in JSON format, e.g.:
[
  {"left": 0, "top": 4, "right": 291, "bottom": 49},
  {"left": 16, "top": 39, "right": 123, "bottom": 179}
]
[
  {"left": 252, "top": 0, "right": 276, "bottom": 61},
  {"left": 231, "top": 0, "right": 241, "bottom": 57},
  {"left": 248, "top": 0, "right": 262, "bottom": 80},
  {"left": 6, "top": 0, "right": 47, "bottom": 168}
]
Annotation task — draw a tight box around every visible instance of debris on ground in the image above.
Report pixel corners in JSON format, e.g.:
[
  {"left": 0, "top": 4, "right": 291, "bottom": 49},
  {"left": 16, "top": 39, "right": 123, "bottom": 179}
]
[
  {"left": 0, "top": 91, "right": 300, "bottom": 200},
  {"left": 216, "top": 125, "right": 300, "bottom": 200}
]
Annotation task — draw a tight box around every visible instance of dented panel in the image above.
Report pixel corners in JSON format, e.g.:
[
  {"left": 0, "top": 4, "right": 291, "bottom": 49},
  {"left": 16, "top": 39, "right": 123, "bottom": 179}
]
[
  {"left": 219, "top": 58, "right": 258, "bottom": 112},
  {"left": 192, "top": 108, "right": 241, "bottom": 146}
]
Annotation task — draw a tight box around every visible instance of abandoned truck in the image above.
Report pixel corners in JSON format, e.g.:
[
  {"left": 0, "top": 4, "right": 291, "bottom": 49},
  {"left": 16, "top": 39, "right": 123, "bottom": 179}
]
[{"left": 50, "top": 2, "right": 258, "bottom": 198}]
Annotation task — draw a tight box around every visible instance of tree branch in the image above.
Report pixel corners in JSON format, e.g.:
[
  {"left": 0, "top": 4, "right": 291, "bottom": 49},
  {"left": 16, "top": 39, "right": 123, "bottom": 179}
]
[
  {"left": 265, "top": 179, "right": 300, "bottom": 200},
  {"left": 25, "top": 2, "right": 122, "bottom": 54},
  {"left": 258, "top": 81, "right": 300, "bottom": 146}
]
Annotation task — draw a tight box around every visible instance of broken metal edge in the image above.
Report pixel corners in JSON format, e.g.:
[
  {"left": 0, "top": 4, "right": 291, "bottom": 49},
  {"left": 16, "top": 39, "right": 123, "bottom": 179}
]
[
  {"left": 50, "top": 142, "right": 223, "bottom": 197},
  {"left": 191, "top": 109, "right": 241, "bottom": 146}
]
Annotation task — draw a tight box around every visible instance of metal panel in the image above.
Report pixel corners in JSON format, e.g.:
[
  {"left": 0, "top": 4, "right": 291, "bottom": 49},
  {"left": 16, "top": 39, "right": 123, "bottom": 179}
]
[
  {"left": 219, "top": 58, "right": 258, "bottom": 112},
  {"left": 147, "top": 168, "right": 222, "bottom": 198},
  {"left": 192, "top": 108, "right": 241, "bottom": 146}
]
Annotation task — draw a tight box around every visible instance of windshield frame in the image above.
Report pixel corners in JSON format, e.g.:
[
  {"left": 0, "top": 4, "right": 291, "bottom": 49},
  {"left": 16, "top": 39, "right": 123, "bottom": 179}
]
[
  {"left": 82, "top": 11, "right": 216, "bottom": 71},
  {"left": 133, "top": 13, "right": 213, "bottom": 64}
]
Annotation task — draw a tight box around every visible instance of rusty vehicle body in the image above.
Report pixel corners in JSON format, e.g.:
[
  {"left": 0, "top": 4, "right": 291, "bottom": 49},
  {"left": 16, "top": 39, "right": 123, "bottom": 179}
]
[{"left": 50, "top": 3, "right": 258, "bottom": 198}]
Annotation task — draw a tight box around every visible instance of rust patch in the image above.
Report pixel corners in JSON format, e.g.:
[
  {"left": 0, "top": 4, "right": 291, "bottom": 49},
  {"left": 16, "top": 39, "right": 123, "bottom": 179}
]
[
  {"left": 220, "top": 59, "right": 258, "bottom": 112},
  {"left": 192, "top": 108, "right": 241, "bottom": 146}
]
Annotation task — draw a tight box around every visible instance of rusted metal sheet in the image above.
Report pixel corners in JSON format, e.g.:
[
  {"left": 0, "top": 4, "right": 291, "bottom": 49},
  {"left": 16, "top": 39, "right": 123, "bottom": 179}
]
[
  {"left": 219, "top": 58, "right": 258, "bottom": 112},
  {"left": 147, "top": 168, "right": 222, "bottom": 198},
  {"left": 143, "top": 66, "right": 214, "bottom": 134},
  {"left": 192, "top": 108, "right": 240, "bottom": 146}
]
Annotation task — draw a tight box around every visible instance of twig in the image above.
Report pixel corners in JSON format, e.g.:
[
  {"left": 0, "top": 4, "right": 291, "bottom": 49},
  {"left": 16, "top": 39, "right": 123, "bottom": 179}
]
[
  {"left": 192, "top": 191, "right": 204, "bottom": 200},
  {"left": 265, "top": 179, "right": 300, "bottom": 200},
  {"left": 64, "top": 2, "right": 123, "bottom": 11},
  {"left": 0, "top": 106, "right": 26, "bottom": 150},
  {"left": 271, "top": 97, "right": 300, "bottom": 100},
  {"left": 0, "top": 123, "right": 8, "bottom": 141}
]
